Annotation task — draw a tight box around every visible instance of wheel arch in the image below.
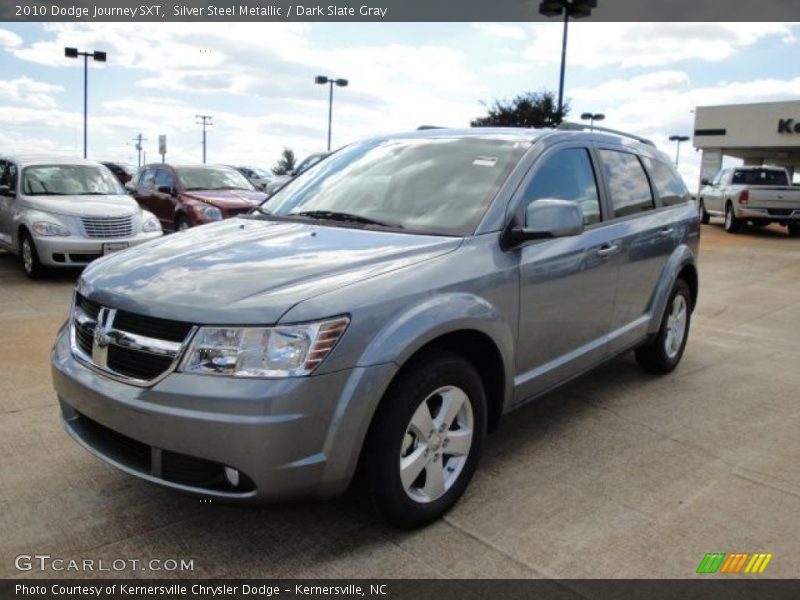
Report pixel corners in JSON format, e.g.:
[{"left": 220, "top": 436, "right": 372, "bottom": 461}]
[{"left": 647, "top": 244, "right": 699, "bottom": 335}]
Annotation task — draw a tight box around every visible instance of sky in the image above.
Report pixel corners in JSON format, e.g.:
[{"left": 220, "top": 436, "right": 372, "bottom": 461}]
[{"left": 0, "top": 22, "right": 798, "bottom": 187}]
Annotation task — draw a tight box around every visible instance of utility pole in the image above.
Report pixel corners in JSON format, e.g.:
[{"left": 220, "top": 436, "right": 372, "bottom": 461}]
[
  {"left": 132, "top": 133, "right": 147, "bottom": 168},
  {"left": 195, "top": 114, "right": 213, "bottom": 164}
]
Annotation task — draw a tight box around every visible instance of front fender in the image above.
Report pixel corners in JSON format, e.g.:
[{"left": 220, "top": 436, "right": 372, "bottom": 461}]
[
  {"left": 356, "top": 292, "right": 515, "bottom": 394},
  {"left": 647, "top": 243, "right": 698, "bottom": 335}
]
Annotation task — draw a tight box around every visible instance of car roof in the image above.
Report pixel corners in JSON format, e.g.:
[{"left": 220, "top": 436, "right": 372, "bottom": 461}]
[
  {"left": 142, "top": 163, "right": 236, "bottom": 169},
  {"left": 0, "top": 154, "right": 106, "bottom": 168}
]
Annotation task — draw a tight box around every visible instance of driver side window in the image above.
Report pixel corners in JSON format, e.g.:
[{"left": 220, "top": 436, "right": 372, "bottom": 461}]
[{"left": 521, "top": 147, "right": 601, "bottom": 226}]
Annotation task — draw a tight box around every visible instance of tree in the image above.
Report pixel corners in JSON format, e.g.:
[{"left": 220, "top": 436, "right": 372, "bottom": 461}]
[
  {"left": 272, "top": 148, "right": 297, "bottom": 175},
  {"left": 470, "top": 90, "right": 569, "bottom": 129}
]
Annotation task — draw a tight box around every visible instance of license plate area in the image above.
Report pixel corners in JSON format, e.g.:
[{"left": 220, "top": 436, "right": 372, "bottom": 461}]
[{"left": 103, "top": 242, "right": 130, "bottom": 255}]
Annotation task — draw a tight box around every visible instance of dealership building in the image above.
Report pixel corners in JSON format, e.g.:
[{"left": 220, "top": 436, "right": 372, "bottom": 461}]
[{"left": 693, "top": 100, "right": 800, "bottom": 186}]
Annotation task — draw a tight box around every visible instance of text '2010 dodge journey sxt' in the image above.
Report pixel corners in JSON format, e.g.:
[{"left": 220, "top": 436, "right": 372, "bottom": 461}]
[{"left": 51, "top": 127, "right": 700, "bottom": 528}]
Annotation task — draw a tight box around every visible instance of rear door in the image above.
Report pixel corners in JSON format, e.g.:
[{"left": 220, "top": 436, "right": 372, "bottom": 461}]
[
  {"left": 514, "top": 144, "right": 618, "bottom": 403},
  {"left": 595, "top": 147, "right": 676, "bottom": 354}
]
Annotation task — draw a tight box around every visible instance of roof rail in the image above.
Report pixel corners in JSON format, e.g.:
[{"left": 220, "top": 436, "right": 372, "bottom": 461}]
[{"left": 557, "top": 121, "right": 655, "bottom": 146}]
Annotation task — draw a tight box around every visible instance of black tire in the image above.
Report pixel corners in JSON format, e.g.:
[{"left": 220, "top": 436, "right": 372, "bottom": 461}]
[
  {"left": 19, "top": 230, "right": 45, "bottom": 279},
  {"left": 724, "top": 202, "right": 741, "bottom": 233},
  {"left": 699, "top": 200, "right": 710, "bottom": 224},
  {"left": 788, "top": 224, "right": 800, "bottom": 237},
  {"left": 361, "top": 350, "right": 486, "bottom": 529},
  {"left": 635, "top": 279, "right": 692, "bottom": 375},
  {"left": 175, "top": 215, "right": 191, "bottom": 232}
]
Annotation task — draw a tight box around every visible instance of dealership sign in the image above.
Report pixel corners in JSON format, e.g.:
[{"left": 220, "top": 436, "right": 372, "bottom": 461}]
[{"left": 778, "top": 119, "right": 800, "bottom": 134}]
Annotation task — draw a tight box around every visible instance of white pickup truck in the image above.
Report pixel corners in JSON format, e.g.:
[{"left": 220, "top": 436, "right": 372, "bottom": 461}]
[{"left": 698, "top": 166, "right": 800, "bottom": 235}]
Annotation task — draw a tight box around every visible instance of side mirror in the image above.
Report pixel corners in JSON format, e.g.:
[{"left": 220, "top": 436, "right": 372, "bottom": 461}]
[
  {"left": 506, "top": 199, "right": 584, "bottom": 246},
  {"left": 157, "top": 185, "right": 175, "bottom": 195},
  {"left": 700, "top": 178, "right": 711, "bottom": 186}
]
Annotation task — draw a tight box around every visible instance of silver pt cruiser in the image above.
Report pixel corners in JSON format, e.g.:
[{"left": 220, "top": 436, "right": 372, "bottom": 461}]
[
  {"left": 51, "top": 127, "right": 700, "bottom": 527},
  {"left": 0, "top": 155, "right": 162, "bottom": 278}
]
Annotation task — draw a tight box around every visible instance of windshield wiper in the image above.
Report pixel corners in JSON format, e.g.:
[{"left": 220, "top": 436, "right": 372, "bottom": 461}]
[{"left": 292, "top": 210, "right": 402, "bottom": 229}]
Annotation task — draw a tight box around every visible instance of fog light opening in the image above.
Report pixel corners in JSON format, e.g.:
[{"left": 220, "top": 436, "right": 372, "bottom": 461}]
[{"left": 224, "top": 466, "right": 240, "bottom": 488}]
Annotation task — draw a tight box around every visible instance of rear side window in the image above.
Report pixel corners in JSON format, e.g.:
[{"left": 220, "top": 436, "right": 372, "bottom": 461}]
[
  {"left": 521, "top": 147, "right": 601, "bottom": 226},
  {"left": 598, "top": 149, "right": 655, "bottom": 218},
  {"left": 645, "top": 158, "right": 690, "bottom": 206}
]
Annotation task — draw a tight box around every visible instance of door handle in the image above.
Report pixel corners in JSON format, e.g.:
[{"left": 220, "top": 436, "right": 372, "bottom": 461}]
[
  {"left": 658, "top": 227, "right": 674, "bottom": 236},
  {"left": 596, "top": 244, "right": 619, "bottom": 258}
]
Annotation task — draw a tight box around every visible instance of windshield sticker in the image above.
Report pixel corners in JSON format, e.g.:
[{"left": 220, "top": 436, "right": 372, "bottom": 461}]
[{"left": 473, "top": 157, "right": 498, "bottom": 167}]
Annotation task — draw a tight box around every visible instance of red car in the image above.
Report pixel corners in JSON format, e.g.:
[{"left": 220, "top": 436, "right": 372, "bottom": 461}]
[{"left": 130, "top": 164, "right": 268, "bottom": 232}]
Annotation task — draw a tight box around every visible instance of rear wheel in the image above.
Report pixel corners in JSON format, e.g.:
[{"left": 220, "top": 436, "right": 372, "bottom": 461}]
[
  {"left": 788, "top": 224, "right": 800, "bottom": 237},
  {"left": 635, "top": 279, "right": 692, "bottom": 375},
  {"left": 724, "top": 202, "right": 741, "bottom": 233},
  {"left": 699, "top": 200, "right": 710, "bottom": 224},
  {"left": 19, "top": 230, "right": 45, "bottom": 279},
  {"left": 362, "top": 351, "right": 486, "bottom": 528},
  {"left": 175, "top": 215, "right": 191, "bottom": 232}
]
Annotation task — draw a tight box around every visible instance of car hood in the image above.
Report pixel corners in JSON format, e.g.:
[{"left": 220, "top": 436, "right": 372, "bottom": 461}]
[
  {"left": 79, "top": 218, "right": 461, "bottom": 324},
  {"left": 21, "top": 195, "right": 139, "bottom": 218},
  {"left": 182, "top": 189, "right": 267, "bottom": 208}
]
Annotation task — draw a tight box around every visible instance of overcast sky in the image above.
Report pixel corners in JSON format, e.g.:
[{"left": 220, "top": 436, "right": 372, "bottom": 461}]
[{"left": 0, "top": 22, "right": 798, "bottom": 186}]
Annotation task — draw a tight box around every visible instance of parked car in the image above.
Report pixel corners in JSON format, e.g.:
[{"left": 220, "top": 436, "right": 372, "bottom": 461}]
[
  {"left": 264, "top": 152, "right": 329, "bottom": 195},
  {"left": 0, "top": 155, "right": 162, "bottom": 278},
  {"left": 129, "top": 163, "right": 267, "bottom": 232},
  {"left": 101, "top": 161, "right": 136, "bottom": 186},
  {"left": 52, "top": 127, "right": 699, "bottom": 527},
  {"left": 233, "top": 166, "right": 274, "bottom": 191},
  {"left": 698, "top": 166, "right": 800, "bottom": 235}
]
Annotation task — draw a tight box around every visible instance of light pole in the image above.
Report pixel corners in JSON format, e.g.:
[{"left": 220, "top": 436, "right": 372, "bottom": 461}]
[
  {"left": 539, "top": 0, "right": 598, "bottom": 117},
  {"left": 580, "top": 112, "right": 605, "bottom": 131},
  {"left": 64, "top": 47, "right": 107, "bottom": 159},
  {"left": 669, "top": 135, "right": 690, "bottom": 167},
  {"left": 196, "top": 115, "right": 213, "bottom": 164},
  {"left": 315, "top": 75, "right": 348, "bottom": 151}
]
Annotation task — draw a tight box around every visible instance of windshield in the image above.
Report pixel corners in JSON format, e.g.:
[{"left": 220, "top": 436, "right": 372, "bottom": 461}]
[
  {"left": 249, "top": 167, "right": 272, "bottom": 178},
  {"left": 22, "top": 164, "right": 125, "bottom": 196},
  {"left": 176, "top": 167, "right": 254, "bottom": 191},
  {"left": 261, "top": 136, "right": 530, "bottom": 235}
]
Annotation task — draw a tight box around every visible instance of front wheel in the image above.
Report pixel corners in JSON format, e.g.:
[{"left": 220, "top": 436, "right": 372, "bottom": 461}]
[
  {"left": 635, "top": 279, "right": 692, "bottom": 375},
  {"left": 362, "top": 351, "right": 486, "bottom": 528},
  {"left": 788, "top": 224, "right": 800, "bottom": 237},
  {"left": 699, "top": 200, "right": 710, "bottom": 224},
  {"left": 175, "top": 215, "right": 191, "bottom": 232},
  {"left": 724, "top": 202, "right": 741, "bottom": 233},
  {"left": 19, "top": 230, "right": 45, "bottom": 279}
]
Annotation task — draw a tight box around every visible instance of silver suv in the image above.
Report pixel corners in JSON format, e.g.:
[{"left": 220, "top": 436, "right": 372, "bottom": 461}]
[{"left": 51, "top": 127, "right": 699, "bottom": 527}]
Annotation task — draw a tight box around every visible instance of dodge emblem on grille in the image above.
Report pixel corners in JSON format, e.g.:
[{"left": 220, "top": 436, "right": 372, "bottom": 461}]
[{"left": 92, "top": 307, "right": 117, "bottom": 367}]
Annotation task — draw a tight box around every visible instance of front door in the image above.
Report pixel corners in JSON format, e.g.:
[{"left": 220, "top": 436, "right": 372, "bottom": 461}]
[
  {"left": 514, "top": 145, "right": 618, "bottom": 404},
  {"left": 0, "top": 160, "right": 18, "bottom": 248}
]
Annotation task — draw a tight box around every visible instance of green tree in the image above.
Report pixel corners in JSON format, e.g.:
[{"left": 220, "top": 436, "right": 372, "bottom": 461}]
[
  {"left": 272, "top": 147, "right": 297, "bottom": 175},
  {"left": 471, "top": 90, "right": 568, "bottom": 128}
]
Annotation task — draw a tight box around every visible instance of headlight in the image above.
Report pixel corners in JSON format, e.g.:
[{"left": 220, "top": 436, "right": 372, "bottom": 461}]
[
  {"left": 179, "top": 316, "right": 349, "bottom": 378},
  {"left": 32, "top": 221, "right": 70, "bottom": 236},
  {"left": 201, "top": 206, "right": 223, "bottom": 221},
  {"left": 141, "top": 211, "right": 161, "bottom": 233}
]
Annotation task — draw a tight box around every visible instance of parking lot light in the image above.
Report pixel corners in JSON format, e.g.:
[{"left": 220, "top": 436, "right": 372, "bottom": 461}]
[
  {"left": 669, "top": 134, "right": 691, "bottom": 167},
  {"left": 315, "top": 75, "right": 349, "bottom": 151},
  {"left": 64, "top": 46, "right": 108, "bottom": 159},
  {"left": 580, "top": 112, "right": 605, "bottom": 130},
  {"left": 539, "top": 0, "right": 598, "bottom": 117}
]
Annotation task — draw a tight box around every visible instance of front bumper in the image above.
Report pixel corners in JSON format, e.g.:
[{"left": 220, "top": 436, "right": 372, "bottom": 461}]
[
  {"left": 735, "top": 207, "right": 800, "bottom": 222},
  {"left": 51, "top": 324, "right": 396, "bottom": 503},
  {"left": 34, "top": 231, "right": 162, "bottom": 267}
]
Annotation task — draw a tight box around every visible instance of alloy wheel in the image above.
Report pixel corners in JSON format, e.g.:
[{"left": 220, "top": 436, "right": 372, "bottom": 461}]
[
  {"left": 399, "top": 385, "right": 474, "bottom": 504},
  {"left": 664, "top": 294, "right": 688, "bottom": 359},
  {"left": 22, "top": 238, "right": 33, "bottom": 274}
]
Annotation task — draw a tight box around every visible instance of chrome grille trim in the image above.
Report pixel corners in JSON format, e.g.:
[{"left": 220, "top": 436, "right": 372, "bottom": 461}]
[
  {"left": 69, "top": 296, "right": 197, "bottom": 387},
  {"left": 81, "top": 216, "right": 134, "bottom": 239}
]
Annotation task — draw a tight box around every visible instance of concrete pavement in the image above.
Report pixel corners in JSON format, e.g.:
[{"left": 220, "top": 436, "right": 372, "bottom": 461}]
[{"left": 1, "top": 222, "right": 799, "bottom": 579}]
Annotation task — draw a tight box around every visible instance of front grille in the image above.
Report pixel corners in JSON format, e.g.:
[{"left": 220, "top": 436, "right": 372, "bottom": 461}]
[
  {"left": 72, "top": 293, "right": 195, "bottom": 384},
  {"left": 76, "top": 411, "right": 151, "bottom": 472},
  {"left": 68, "top": 253, "right": 103, "bottom": 263},
  {"left": 81, "top": 216, "right": 134, "bottom": 239},
  {"left": 768, "top": 209, "right": 793, "bottom": 217},
  {"left": 113, "top": 311, "right": 194, "bottom": 343},
  {"left": 107, "top": 344, "right": 175, "bottom": 380},
  {"left": 162, "top": 451, "right": 226, "bottom": 487}
]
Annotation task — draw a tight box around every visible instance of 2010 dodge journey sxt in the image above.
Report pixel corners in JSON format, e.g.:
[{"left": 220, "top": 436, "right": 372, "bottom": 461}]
[{"left": 51, "top": 126, "right": 700, "bottom": 528}]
